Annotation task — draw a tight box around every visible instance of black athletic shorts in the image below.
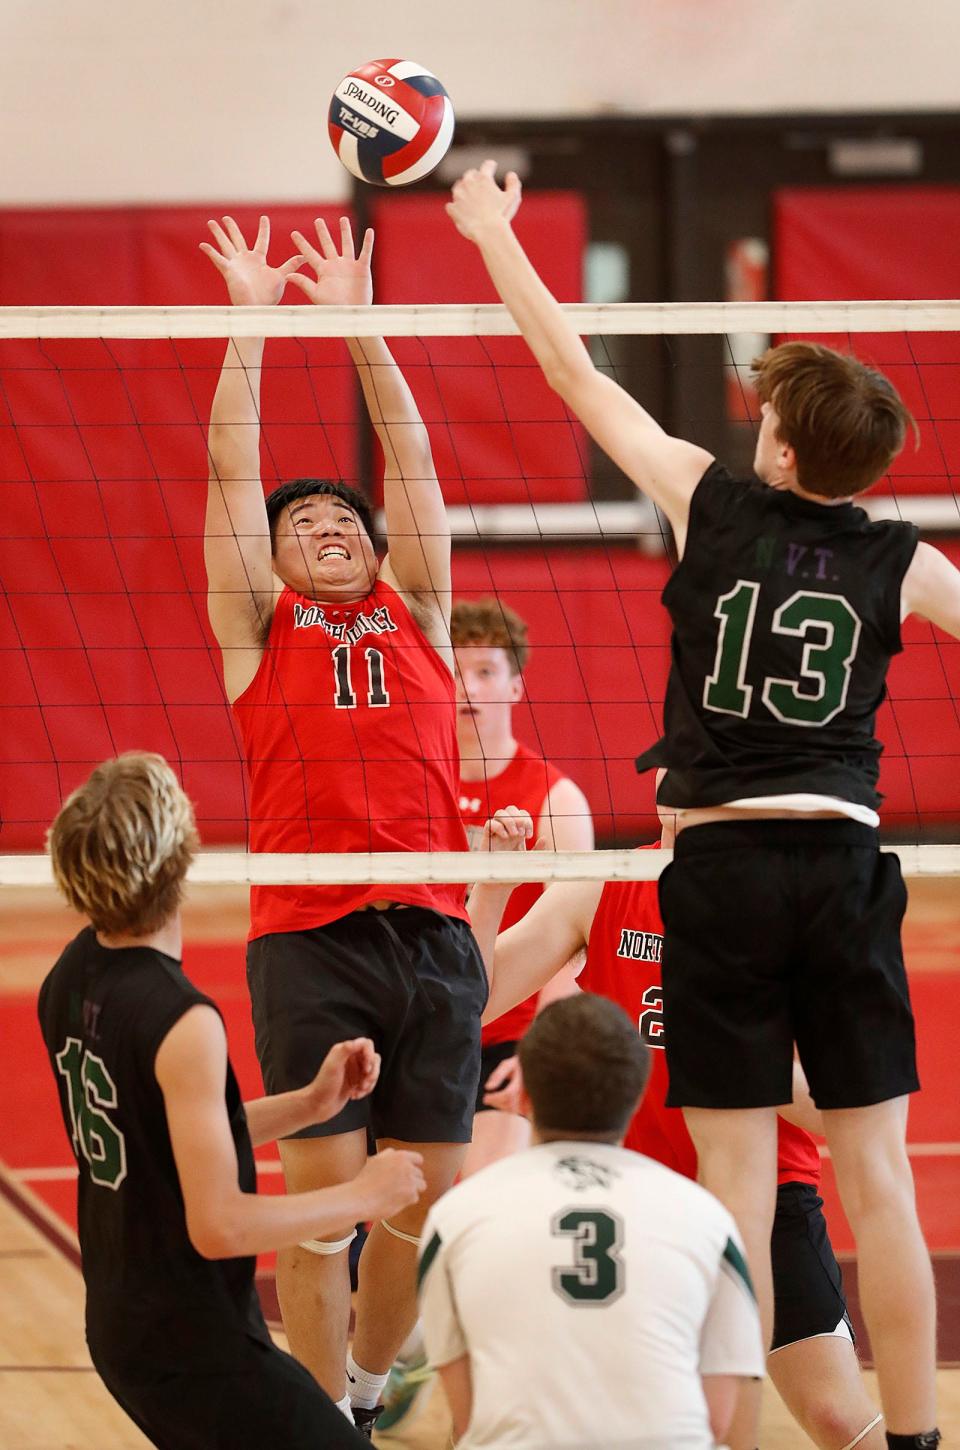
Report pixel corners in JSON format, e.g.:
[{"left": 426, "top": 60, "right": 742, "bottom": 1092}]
[
  {"left": 98, "top": 1337, "right": 365, "bottom": 1449},
  {"left": 659, "top": 820, "right": 919, "bottom": 1110},
  {"left": 771, "top": 1181, "right": 854, "bottom": 1353},
  {"left": 247, "top": 906, "right": 487, "bottom": 1143},
  {"left": 475, "top": 1038, "right": 520, "bottom": 1114}
]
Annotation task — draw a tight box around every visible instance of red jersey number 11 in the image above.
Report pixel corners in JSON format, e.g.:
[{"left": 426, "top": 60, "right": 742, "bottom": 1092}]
[{"left": 332, "top": 645, "right": 391, "bottom": 710}]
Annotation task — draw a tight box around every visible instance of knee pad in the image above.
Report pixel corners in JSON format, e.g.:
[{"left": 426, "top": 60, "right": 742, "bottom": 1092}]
[{"left": 299, "top": 1228, "right": 358, "bottom": 1256}]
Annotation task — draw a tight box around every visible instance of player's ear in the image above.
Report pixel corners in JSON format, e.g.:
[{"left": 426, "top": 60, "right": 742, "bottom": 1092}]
[
  {"left": 509, "top": 672, "right": 524, "bottom": 705},
  {"left": 778, "top": 436, "right": 797, "bottom": 476}
]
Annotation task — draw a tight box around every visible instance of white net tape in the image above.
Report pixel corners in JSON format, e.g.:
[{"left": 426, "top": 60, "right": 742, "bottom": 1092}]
[
  {"left": 1, "top": 300, "right": 960, "bottom": 340},
  {"left": 1, "top": 845, "right": 957, "bottom": 889}
]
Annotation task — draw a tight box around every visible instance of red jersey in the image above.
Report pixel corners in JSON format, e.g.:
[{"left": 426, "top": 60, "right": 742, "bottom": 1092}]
[
  {"left": 580, "top": 860, "right": 822, "bottom": 1188},
  {"left": 232, "top": 580, "right": 469, "bottom": 939},
  {"left": 459, "top": 744, "right": 563, "bottom": 1047}
]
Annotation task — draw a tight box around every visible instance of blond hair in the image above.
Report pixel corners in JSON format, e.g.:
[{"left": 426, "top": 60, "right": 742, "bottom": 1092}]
[
  {"left": 48, "top": 753, "right": 198, "bottom": 936},
  {"left": 449, "top": 598, "right": 530, "bottom": 674}
]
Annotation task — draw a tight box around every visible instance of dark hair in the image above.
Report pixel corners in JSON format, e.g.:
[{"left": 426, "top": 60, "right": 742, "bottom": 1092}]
[
  {"left": 264, "top": 478, "right": 375, "bottom": 547},
  {"left": 449, "top": 598, "right": 530, "bottom": 674},
  {"left": 752, "top": 341, "right": 916, "bottom": 500},
  {"left": 519, "top": 994, "right": 650, "bottom": 1139}
]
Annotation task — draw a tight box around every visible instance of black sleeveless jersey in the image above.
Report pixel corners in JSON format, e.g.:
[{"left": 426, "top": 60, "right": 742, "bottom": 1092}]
[
  {"left": 37, "top": 928, "right": 272, "bottom": 1379},
  {"left": 637, "top": 462, "right": 919, "bottom": 812}
]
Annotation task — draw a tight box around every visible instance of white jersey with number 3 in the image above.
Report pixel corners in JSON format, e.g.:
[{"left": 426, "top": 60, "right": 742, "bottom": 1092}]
[{"left": 418, "top": 1141, "right": 763, "bottom": 1449}]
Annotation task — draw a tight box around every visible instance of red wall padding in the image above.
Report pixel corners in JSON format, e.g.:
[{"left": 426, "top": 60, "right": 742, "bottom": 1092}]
[
  {"left": 0, "top": 197, "right": 602, "bottom": 850},
  {"left": 372, "top": 190, "right": 588, "bottom": 505},
  {"left": 2, "top": 196, "right": 958, "bottom": 848},
  {"left": 775, "top": 186, "right": 960, "bottom": 498}
]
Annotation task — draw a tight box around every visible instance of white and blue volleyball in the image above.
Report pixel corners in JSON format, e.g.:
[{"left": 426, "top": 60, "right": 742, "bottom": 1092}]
[{"left": 329, "top": 59, "right": 455, "bottom": 187}]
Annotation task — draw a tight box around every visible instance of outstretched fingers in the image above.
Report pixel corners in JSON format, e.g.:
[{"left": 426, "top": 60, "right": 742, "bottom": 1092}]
[
  {"left": 290, "top": 228, "right": 323, "bottom": 273},
  {"left": 337, "top": 215, "right": 355, "bottom": 258},
  {"left": 253, "top": 214, "right": 270, "bottom": 256},
  {"left": 205, "top": 217, "right": 236, "bottom": 257},
  {"left": 359, "top": 226, "right": 374, "bottom": 265},
  {"left": 198, "top": 241, "right": 230, "bottom": 274},
  {"left": 313, "top": 216, "right": 340, "bottom": 260},
  {"left": 221, "top": 215, "right": 247, "bottom": 252}
]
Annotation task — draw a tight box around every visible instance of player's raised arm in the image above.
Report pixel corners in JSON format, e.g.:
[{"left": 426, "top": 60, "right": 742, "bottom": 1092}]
[
  {"left": 288, "top": 218, "right": 451, "bottom": 623},
  {"left": 201, "top": 215, "right": 304, "bottom": 693},
  {"left": 446, "top": 162, "right": 712, "bottom": 550}
]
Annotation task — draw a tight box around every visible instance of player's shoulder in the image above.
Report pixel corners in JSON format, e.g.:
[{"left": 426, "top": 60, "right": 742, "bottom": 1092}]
[
  {"left": 37, "top": 928, "right": 91, "bottom": 1031},
  {"left": 687, "top": 459, "right": 761, "bottom": 522}
]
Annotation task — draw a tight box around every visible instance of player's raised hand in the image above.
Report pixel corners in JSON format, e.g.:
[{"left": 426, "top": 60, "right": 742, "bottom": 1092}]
[
  {"left": 483, "top": 1054, "right": 526, "bottom": 1116},
  {"left": 354, "top": 1148, "right": 427, "bottom": 1219},
  {"left": 478, "top": 805, "right": 534, "bottom": 853},
  {"left": 287, "top": 216, "right": 374, "bottom": 307},
  {"left": 200, "top": 215, "right": 304, "bottom": 306},
  {"left": 446, "top": 159, "right": 522, "bottom": 242},
  {"left": 306, "top": 1038, "right": 381, "bottom": 1124}
]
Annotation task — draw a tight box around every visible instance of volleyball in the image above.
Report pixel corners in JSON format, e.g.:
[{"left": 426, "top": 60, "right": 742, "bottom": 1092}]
[{"left": 328, "top": 59, "right": 455, "bottom": 187}]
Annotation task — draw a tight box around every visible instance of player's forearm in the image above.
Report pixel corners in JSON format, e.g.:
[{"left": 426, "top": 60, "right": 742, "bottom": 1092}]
[
  {"left": 472, "top": 220, "right": 627, "bottom": 415},
  {"left": 466, "top": 881, "right": 514, "bottom": 986},
  {"left": 243, "top": 1086, "right": 315, "bottom": 1149},
  {"left": 208, "top": 338, "right": 265, "bottom": 484},
  {"left": 482, "top": 927, "right": 566, "bottom": 1026},
  {"left": 346, "top": 336, "right": 434, "bottom": 477},
  {"left": 194, "top": 1178, "right": 368, "bottom": 1260},
  {"left": 469, "top": 219, "right": 590, "bottom": 393}
]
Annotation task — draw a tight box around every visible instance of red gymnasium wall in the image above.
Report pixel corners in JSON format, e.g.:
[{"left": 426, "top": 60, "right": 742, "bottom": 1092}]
[
  {"left": 0, "top": 195, "right": 663, "bottom": 850},
  {"left": 1, "top": 193, "right": 958, "bottom": 849}
]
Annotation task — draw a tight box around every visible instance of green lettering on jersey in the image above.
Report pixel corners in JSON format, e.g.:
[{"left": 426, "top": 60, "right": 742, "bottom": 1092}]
[
  {"left": 55, "top": 1038, "right": 128, "bottom": 1191},
  {"left": 704, "top": 582, "right": 863, "bottom": 729},
  {"left": 762, "top": 591, "right": 862, "bottom": 726},
  {"left": 551, "top": 1208, "right": 625, "bottom": 1306},
  {"left": 703, "top": 580, "right": 760, "bottom": 717}
]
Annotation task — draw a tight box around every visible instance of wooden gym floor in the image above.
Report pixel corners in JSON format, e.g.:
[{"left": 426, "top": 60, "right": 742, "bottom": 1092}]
[{"left": 1, "top": 876, "right": 958, "bottom": 1448}]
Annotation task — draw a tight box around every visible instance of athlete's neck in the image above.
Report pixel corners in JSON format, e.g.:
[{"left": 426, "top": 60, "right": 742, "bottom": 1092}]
[
  {"left": 96, "top": 913, "right": 183, "bottom": 960},
  {"left": 773, "top": 476, "right": 855, "bottom": 506},
  {"left": 458, "top": 728, "right": 518, "bottom": 782}
]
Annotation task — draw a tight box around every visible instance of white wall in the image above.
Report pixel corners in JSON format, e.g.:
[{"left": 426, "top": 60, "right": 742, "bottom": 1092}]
[{"left": 3, "top": 0, "right": 958, "bottom": 205}]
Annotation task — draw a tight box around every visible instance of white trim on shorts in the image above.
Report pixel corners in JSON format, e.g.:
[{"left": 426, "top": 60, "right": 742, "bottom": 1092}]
[{"left": 768, "top": 1313, "right": 853, "bottom": 1355}]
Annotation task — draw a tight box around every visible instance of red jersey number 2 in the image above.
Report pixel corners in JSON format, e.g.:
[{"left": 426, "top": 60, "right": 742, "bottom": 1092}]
[
  {"left": 637, "top": 985, "right": 665, "bottom": 1048},
  {"left": 332, "top": 645, "right": 391, "bottom": 709}
]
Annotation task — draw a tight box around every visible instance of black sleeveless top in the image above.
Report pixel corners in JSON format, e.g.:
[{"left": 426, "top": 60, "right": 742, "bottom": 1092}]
[
  {"left": 37, "top": 929, "right": 272, "bottom": 1379},
  {"left": 636, "top": 462, "right": 919, "bottom": 812}
]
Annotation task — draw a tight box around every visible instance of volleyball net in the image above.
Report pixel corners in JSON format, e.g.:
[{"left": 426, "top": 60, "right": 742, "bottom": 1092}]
[{"left": 2, "top": 299, "right": 959, "bottom": 887}]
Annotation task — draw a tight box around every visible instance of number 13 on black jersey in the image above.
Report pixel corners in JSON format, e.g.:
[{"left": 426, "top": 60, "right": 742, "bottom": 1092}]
[{"left": 704, "top": 582, "right": 862, "bottom": 727}]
